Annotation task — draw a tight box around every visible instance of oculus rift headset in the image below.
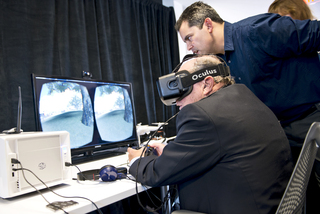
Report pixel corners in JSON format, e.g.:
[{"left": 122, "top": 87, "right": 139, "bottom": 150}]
[
  {"left": 156, "top": 54, "right": 230, "bottom": 106},
  {"left": 77, "top": 165, "right": 127, "bottom": 181}
]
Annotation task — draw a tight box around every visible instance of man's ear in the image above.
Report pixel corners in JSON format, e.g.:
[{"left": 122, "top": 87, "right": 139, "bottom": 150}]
[
  {"left": 203, "top": 76, "right": 214, "bottom": 96},
  {"left": 203, "top": 18, "right": 213, "bottom": 33}
]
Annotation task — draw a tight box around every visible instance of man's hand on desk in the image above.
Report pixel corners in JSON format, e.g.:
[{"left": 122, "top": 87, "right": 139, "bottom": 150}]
[
  {"left": 127, "top": 147, "right": 144, "bottom": 162},
  {"left": 127, "top": 143, "right": 166, "bottom": 162},
  {"left": 150, "top": 143, "right": 165, "bottom": 156}
]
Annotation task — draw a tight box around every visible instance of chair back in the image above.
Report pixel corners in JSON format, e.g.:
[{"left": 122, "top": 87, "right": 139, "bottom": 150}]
[{"left": 275, "top": 122, "right": 320, "bottom": 214}]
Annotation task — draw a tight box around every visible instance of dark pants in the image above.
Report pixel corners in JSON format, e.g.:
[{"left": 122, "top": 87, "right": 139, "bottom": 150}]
[{"left": 282, "top": 103, "right": 320, "bottom": 214}]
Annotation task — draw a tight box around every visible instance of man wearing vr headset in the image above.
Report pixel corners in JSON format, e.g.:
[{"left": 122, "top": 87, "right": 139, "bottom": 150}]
[{"left": 128, "top": 55, "right": 293, "bottom": 214}]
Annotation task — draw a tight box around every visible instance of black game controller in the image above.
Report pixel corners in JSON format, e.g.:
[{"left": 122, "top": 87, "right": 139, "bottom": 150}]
[{"left": 145, "top": 146, "right": 158, "bottom": 156}]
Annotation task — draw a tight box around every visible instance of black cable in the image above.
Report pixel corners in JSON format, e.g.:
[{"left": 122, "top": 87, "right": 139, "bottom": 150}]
[
  {"left": 160, "top": 136, "right": 167, "bottom": 144},
  {"left": 68, "top": 163, "right": 89, "bottom": 181},
  {"left": 125, "top": 175, "right": 136, "bottom": 182},
  {"left": 142, "top": 186, "right": 163, "bottom": 208},
  {"left": 13, "top": 161, "right": 103, "bottom": 214},
  {"left": 12, "top": 162, "right": 68, "bottom": 214},
  {"left": 134, "top": 112, "right": 179, "bottom": 212}
]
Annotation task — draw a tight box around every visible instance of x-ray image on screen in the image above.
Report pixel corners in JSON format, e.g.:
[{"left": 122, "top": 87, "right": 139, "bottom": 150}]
[
  {"left": 39, "top": 82, "right": 94, "bottom": 148},
  {"left": 94, "top": 85, "right": 133, "bottom": 142}
]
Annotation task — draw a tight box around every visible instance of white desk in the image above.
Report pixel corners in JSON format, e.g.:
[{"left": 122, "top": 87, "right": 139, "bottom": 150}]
[{"left": 0, "top": 154, "right": 149, "bottom": 214}]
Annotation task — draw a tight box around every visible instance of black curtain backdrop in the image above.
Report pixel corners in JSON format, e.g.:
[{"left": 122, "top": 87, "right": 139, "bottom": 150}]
[{"left": 0, "top": 0, "right": 179, "bottom": 136}]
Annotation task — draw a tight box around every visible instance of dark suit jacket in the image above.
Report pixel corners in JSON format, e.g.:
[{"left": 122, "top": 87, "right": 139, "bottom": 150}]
[{"left": 130, "top": 84, "right": 293, "bottom": 214}]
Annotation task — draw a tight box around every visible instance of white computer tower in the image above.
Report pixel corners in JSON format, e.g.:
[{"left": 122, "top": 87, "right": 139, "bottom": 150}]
[{"left": 0, "top": 131, "right": 72, "bottom": 198}]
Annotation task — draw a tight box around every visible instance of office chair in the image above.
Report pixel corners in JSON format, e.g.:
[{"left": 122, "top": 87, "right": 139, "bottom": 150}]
[
  {"left": 275, "top": 122, "right": 320, "bottom": 214},
  {"left": 172, "top": 122, "right": 320, "bottom": 214}
]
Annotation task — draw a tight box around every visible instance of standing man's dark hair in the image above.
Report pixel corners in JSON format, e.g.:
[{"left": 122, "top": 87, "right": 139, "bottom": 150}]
[{"left": 175, "top": 1, "right": 223, "bottom": 31}]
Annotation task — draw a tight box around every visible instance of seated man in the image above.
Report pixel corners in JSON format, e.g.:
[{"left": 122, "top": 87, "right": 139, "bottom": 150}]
[{"left": 127, "top": 55, "right": 293, "bottom": 214}]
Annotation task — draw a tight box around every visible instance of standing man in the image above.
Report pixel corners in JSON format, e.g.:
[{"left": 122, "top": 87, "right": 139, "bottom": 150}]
[
  {"left": 128, "top": 55, "right": 293, "bottom": 214},
  {"left": 175, "top": 2, "right": 320, "bottom": 212}
]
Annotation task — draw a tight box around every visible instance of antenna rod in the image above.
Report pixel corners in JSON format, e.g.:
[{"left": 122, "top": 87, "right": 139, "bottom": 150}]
[
  {"left": 16, "top": 86, "right": 22, "bottom": 133},
  {"left": 2, "top": 86, "right": 23, "bottom": 134}
]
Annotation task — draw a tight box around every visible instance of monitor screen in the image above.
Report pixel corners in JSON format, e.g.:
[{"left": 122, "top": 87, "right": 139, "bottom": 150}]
[{"left": 31, "top": 74, "right": 138, "bottom": 164}]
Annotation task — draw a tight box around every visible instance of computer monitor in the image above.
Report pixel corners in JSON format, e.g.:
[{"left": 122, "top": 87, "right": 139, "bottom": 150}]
[{"left": 31, "top": 74, "right": 138, "bottom": 164}]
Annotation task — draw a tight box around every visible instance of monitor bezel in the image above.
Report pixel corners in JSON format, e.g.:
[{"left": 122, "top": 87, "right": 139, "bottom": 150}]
[{"left": 31, "top": 74, "right": 138, "bottom": 164}]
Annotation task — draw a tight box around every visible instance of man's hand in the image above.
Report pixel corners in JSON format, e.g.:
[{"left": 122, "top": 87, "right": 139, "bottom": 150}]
[
  {"left": 127, "top": 143, "right": 166, "bottom": 162},
  {"left": 150, "top": 143, "right": 166, "bottom": 156},
  {"left": 127, "top": 147, "right": 144, "bottom": 162}
]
